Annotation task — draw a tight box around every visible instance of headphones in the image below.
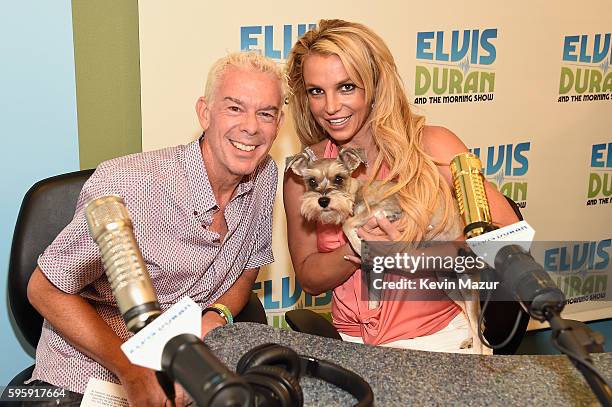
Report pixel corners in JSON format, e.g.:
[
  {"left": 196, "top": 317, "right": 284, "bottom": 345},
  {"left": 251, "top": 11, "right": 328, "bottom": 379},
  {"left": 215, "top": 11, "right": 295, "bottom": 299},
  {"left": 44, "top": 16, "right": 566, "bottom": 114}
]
[{"left": 236, "top": 343, "right": 374, "bottom": 407}]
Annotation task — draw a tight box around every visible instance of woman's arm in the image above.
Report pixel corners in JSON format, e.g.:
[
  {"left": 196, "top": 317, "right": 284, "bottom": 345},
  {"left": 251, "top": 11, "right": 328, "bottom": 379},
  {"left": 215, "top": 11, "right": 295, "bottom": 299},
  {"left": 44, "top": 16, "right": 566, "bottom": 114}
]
[
  {"left": 422, "top": 125, "right": 520, "bottom": 227},
  {"left": 283, "top": 169, "right": 359, "bottom": 295}
]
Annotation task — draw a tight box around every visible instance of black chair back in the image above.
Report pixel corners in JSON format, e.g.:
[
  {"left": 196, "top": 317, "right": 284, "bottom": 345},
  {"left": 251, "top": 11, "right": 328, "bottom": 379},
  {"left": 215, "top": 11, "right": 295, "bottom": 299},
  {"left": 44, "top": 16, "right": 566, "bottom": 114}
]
[{"left": 8, "top": 169, "right": 95, "bottom": 349}]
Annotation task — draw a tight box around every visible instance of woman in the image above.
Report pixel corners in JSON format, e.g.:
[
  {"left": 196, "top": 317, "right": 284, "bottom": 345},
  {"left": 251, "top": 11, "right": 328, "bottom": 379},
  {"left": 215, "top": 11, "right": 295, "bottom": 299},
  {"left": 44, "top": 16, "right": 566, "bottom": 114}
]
[{"left": 283, "top": 19, "right": 519, "bottom": 352}]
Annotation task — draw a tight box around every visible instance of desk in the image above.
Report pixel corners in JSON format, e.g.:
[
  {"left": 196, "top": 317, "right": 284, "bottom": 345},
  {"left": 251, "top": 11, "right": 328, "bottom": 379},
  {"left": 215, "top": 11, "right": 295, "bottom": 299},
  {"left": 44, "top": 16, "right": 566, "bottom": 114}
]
[{"left": 204, "top": 322, "right": 611, "bottom": 406}]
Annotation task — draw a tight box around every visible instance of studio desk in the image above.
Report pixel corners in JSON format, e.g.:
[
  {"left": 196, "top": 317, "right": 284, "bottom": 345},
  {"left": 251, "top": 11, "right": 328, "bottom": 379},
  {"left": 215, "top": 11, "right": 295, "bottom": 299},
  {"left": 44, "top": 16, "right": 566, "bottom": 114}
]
[{"left": 204, "top": 322, "right": 612, "bottom": 406}]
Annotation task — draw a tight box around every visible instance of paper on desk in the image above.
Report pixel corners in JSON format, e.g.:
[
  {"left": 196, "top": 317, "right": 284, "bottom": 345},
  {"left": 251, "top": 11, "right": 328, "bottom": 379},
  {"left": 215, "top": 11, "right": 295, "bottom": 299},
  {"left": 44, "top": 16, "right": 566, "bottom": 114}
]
[{"left": 80, "top": 377, "right": 128, "bottom": 407}]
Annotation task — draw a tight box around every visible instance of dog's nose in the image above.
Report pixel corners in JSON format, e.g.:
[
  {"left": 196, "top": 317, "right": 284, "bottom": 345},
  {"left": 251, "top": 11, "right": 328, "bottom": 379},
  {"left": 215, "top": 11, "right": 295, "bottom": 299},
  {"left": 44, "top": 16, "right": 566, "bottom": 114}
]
[{"left": 318, "top": 197, "right": 330, "bottom": 208}]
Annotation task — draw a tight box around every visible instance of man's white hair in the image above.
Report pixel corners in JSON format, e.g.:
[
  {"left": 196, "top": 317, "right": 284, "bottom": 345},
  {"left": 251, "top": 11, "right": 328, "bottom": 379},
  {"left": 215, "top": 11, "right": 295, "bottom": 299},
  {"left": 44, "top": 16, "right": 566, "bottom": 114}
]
[{"left": 204, "top": 51, "right": 288, "bottom": 104}]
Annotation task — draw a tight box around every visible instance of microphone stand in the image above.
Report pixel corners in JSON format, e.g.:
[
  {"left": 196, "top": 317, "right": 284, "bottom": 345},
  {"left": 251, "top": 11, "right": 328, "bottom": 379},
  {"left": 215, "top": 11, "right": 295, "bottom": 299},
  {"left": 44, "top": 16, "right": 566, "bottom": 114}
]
[
  {"left": 523, "top": 293, "right": 612, "bottom": 407},
  {"left": 543, "top": 309, "right": 612, "bottom": 407},
  {"left": 489, "top": 245, "right": 612, "bottom": 406}
]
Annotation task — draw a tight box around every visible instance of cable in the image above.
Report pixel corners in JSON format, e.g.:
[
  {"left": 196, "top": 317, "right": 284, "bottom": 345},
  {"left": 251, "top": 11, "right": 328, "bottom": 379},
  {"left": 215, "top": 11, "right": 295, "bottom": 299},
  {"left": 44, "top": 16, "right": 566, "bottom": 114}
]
[{"left": 477, "top": 282, "right": 524, "bottom": 350}]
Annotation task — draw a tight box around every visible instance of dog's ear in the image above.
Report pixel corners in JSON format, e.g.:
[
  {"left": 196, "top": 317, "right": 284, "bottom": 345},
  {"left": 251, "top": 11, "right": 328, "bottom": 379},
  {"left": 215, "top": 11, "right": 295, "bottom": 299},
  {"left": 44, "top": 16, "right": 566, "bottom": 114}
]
[
  {"left": 339, "top": 148, "right": 367, "bottom": 173},
  {"left": 285, "top": 151, "right": 312, "bottom": 176}
]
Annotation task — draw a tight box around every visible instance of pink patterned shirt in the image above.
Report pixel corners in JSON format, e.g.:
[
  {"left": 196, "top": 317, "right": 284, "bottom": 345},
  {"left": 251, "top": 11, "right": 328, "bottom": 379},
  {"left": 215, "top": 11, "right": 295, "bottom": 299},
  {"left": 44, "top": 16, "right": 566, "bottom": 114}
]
[{"left": 31, "top": 136, "right": 277, "bottom": 393}]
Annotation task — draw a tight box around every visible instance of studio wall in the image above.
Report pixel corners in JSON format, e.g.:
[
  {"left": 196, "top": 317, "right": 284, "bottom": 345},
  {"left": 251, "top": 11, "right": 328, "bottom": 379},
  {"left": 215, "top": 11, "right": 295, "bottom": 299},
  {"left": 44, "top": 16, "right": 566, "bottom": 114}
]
[
  {"left": 0, "top": 0, "right": 141, "bottom": 386},
  {"left": 0, "top": 0, "right": 79, "bottom": 385},
  {"left": 137, "top": 1, "right": 612, "bottom": 330}
]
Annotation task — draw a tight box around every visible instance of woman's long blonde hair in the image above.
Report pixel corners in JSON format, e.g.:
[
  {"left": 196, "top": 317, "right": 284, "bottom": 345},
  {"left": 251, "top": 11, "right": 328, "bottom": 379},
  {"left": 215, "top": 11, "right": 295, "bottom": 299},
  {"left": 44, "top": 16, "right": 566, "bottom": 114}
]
[{"left": 287, "top": 19, "right": 456, "bottom": 241}]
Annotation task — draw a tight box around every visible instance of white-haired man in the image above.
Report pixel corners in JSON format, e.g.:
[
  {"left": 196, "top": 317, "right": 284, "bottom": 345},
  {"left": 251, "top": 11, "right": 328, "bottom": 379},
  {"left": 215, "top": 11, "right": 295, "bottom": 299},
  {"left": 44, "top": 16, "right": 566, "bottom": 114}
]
[{"left": 26, "top": 52, "right": 285, "bottom": 406}]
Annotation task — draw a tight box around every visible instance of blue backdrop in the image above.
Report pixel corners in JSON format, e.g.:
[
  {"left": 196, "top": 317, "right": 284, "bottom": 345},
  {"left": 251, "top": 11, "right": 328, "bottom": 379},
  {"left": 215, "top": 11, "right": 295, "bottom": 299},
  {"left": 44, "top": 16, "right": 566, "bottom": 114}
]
[{"left": 0, "top": 0, "right": 79, "bottom": 385}]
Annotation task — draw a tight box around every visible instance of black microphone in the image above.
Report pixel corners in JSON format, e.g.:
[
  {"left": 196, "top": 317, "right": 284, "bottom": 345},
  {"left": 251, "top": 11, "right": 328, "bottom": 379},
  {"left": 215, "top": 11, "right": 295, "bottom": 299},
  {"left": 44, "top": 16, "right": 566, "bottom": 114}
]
[
  {"left": 86, "top": 196, "right": 254, "bottom": 406},
  {"left": 449, "top": 152, "right": 565, "bottom": 321},
  {"left": 162, "top": 334, "right": 254, "bottom": 407}
]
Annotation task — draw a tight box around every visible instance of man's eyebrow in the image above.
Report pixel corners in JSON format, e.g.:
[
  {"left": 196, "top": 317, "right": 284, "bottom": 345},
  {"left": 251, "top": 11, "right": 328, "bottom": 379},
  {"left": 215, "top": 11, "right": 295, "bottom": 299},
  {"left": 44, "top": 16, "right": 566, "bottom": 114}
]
[
  {"left": 223, "top": 97, "right": 278, "bottom": 112},
  {"left": 224, "top": 96, "right": 244, "bottom": 106},
  {"left": 259, "top": 105, "right": 279, "bottom": 112}
]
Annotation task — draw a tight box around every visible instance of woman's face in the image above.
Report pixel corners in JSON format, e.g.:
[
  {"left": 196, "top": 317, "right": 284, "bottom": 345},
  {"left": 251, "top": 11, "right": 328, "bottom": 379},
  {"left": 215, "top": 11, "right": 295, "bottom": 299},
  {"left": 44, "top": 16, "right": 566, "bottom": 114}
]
[{"left": 302, "top": 53, "right": 371, "bottom": 145}]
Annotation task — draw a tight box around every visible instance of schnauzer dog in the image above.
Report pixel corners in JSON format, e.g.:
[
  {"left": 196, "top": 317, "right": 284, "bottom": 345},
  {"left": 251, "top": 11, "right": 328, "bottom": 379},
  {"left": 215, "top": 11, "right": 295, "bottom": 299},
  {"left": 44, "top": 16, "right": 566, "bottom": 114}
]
[{"left": 286, "top": 147, "right": 401, "bottom": 257}]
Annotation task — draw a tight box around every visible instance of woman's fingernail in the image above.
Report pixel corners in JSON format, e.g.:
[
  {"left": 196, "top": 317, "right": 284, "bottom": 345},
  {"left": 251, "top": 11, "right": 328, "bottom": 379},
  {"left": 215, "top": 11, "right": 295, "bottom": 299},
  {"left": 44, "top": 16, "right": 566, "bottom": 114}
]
[{"left": 343, "top": 255, "right": 350, "bottom": 261}]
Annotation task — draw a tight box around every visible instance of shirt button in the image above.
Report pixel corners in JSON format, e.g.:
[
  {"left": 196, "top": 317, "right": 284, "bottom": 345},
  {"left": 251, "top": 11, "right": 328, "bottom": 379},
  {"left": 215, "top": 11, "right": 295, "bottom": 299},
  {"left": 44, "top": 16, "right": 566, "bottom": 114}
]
[{"left": 193, "top": 210, "right": 198, "bottom": 216}]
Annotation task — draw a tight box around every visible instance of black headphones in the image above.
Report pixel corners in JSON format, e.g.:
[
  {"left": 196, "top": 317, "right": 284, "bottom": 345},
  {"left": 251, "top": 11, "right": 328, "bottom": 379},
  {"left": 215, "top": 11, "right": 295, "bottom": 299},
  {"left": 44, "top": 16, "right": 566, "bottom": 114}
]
[{"left": 236, "top": 343, "right": 374, "bottom": 407}]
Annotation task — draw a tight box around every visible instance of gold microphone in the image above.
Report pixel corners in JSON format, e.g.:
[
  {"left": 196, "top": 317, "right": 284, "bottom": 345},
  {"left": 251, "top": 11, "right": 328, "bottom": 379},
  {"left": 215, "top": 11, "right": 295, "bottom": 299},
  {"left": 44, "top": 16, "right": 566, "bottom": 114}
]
[
  {"left": 85, "top": 195, "right": 161, "bottom": 333},
  {"left": 450, "top": 152, "right": 496, "bottom": 239}
]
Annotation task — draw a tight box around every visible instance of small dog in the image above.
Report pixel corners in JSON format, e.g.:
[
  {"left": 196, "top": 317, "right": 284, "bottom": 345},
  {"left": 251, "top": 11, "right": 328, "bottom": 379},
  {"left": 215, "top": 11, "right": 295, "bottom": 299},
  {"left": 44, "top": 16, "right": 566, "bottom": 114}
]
[
  {"left": 286, "top": 147, "right": 487, "bottom": 354},
  {"left": 286, "top": 147, "right": 401, "bottom": 257}
]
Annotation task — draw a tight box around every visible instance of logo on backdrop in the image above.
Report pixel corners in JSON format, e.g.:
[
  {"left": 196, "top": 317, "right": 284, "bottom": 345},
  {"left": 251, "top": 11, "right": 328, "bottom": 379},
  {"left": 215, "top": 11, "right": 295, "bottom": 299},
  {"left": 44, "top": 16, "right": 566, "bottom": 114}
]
[
  {"left": 544, "top": 239, "right": 610, "bottom": 304},
  {"left": 469, "top": 141, "right": 530, "bottom": 208},
  {"left": 240, "top": 23, "right": 317, "bottom": 62},
  {"left": 558, "top": 33, "right": 612, "bottom": 103},
  {"left": 413, "top": 28, "right": 497, "bottom": 105},
  {"left": 253, "top": 276, "right": 331, "bottom": 328},
  {"left": 586, "top": 142, "right": 612, "bottom": 206}
]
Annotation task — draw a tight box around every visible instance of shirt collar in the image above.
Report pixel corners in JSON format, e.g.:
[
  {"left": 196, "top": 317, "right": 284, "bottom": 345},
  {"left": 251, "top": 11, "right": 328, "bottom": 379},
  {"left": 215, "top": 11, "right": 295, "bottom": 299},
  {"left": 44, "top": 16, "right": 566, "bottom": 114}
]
[
  {"left": 184, "top": 134, "right": 257, "bottom": 212},
  {"left": 185, "top": 135, "right": 217, "bottom": 213}
]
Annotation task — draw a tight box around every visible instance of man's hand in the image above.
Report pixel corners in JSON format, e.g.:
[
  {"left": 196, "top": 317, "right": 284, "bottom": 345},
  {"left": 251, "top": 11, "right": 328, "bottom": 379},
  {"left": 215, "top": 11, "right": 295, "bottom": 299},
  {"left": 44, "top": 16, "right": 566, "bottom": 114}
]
[
  {"left": 118, "top": 365, "right": 168, "bottom": 406},
  {"left": 201, "top": 311, "right": 226, "bottom": 338},
  {"left": 118, "top": 364, "right": 192, "bottom": 407}
]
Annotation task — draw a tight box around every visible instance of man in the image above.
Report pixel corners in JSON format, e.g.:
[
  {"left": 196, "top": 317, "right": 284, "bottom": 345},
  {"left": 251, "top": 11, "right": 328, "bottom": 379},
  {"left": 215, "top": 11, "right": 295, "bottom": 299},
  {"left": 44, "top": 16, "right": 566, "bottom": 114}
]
[{"left": 26, "top": 52, "right": 286, "bottom": 405}]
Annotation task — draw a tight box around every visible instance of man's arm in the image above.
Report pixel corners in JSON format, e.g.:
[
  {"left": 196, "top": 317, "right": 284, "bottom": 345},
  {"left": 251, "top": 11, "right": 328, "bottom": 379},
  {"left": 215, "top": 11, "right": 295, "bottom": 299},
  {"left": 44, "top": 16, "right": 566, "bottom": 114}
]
[
  {"left": 27, "top": 266, "right": 188, "bottom": 405},
  {"left": 201, "top": 267, "right": 260, "bottom": 337}
]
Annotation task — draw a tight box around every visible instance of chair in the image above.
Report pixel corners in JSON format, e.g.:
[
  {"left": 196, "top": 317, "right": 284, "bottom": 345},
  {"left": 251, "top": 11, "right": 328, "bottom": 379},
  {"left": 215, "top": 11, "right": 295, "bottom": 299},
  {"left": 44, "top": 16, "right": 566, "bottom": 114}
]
[
  {"left": 7, "top": 169, "right": 267, "bottom": 386},
  {"left": 285, "top": 195, "right": 530, "bottom": 355}
]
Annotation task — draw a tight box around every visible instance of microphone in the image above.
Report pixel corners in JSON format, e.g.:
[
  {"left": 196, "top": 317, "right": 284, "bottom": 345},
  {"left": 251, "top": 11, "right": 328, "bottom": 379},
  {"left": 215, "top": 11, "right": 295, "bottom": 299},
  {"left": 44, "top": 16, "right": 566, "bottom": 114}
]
[
  {"left": 161, "top": 334, "right": 254, "bottom": 407},
  {"left": 449, "top": 152, "right": 565, "bottom": 321},
  {"left": 85, "top": 195, "right": 161, "bottom": 333},
  {"left": 87, "top": 196, "right": 372, "bottom": 406},
  {"left": 86, "top": 196, "right": 254, "bottom": 406},
  {"left": 449, "top": 152, "right": 496, "bottom": 239}
]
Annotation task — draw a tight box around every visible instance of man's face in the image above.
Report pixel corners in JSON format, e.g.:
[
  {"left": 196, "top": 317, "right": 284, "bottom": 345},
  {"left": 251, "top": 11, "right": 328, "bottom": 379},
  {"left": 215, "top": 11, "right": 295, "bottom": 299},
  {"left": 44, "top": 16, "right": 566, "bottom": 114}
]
[{"left": 197, "top": 66, "right": 283, "bottom": 181}]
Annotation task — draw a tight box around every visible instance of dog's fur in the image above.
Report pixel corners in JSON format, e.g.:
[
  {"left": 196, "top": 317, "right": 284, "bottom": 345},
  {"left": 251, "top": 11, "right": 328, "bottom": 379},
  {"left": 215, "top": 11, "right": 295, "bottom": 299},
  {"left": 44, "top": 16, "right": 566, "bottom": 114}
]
[
  {"left": 286, "top": 147, "right": 487, "bottom": 354},
  {"left": 286, "top": 148, "right": 401, "bottom": 256}
]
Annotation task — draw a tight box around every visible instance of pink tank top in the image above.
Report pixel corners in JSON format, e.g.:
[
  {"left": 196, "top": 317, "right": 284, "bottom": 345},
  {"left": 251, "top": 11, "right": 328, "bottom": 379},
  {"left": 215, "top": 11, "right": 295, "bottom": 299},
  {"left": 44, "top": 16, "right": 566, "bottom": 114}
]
[{"left": 318, "top": 141, "right": 460, "bottom": 345}]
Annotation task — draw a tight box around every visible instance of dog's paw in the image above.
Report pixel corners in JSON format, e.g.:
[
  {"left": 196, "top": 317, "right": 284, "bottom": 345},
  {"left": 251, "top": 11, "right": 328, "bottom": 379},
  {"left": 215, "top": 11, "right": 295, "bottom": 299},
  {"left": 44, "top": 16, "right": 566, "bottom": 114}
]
[
  {"left": 459, "top": 337, "right": 473, "bottom": 349},
  {"left": 383, "top": 209, "right": 402, "bottom": 223},
  {"left": 342, "top": 224, "right": 362, "bottom": 256}
]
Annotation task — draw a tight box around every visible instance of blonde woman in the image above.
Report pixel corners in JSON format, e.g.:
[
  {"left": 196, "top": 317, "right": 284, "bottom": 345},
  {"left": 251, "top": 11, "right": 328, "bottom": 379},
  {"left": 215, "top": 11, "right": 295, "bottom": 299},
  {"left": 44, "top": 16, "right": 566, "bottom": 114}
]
[{"left": 284, "top": 19, "right": 518, "bottom": 352}]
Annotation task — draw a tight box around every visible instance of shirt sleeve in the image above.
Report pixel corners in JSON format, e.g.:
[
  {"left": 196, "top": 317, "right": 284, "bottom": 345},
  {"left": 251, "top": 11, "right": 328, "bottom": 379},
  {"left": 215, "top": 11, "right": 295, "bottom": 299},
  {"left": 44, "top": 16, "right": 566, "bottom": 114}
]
[
  {"left": 244, "top": 158, "right": 277, "bottom": 270},
  {"left": 37, "top": 165, "right": 120, "bottom": 294}
]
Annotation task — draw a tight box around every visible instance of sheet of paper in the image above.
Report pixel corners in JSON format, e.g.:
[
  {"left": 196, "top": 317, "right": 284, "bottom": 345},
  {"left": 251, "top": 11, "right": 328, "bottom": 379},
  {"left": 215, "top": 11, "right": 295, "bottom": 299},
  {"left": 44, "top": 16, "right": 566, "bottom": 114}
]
[
  {"left": 121, "top": 296, "right": 202, "bottom": 370},
  {"left": 80, "top": 377, "right": 128, "bottom": 407}
]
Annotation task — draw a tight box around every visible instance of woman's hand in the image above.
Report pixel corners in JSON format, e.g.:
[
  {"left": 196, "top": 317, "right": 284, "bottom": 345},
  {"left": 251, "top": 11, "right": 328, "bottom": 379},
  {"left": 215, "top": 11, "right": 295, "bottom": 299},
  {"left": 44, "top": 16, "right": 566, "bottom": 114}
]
[
  {"left": 357, "top": 213, "right": 403, "bottom": 241},
  {"left": 343, "top": 214, "right": 404, "bottom": 264}
]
